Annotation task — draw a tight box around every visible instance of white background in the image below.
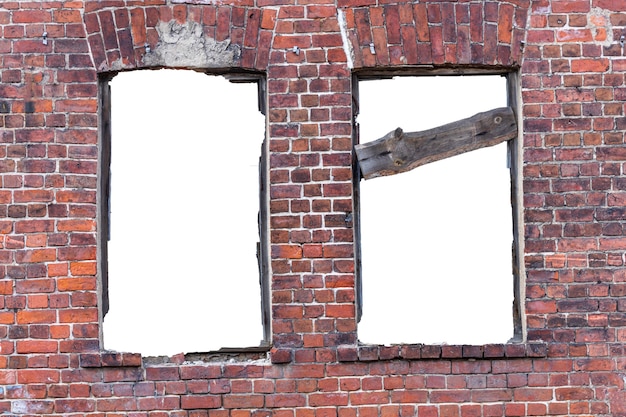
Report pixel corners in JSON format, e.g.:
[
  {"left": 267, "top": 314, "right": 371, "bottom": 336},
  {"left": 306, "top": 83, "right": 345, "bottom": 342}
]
[
  {"left": 104, "top": 70, "right": 514, "bottom": 355},
  {"left": 104, "top": 70, "right": 265, "bottom": 355},
  {"left": 357, "top": 75, "right": 514, "bottom": 345}
]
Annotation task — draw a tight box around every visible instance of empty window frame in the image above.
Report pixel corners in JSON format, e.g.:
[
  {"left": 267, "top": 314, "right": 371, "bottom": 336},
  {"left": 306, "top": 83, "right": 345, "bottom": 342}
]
[
  {"left": 354, "top": 73, "right": 523, "bottom": 345},
  {"left": 98, "top": 69, "right": 270, "bottom": 356}
]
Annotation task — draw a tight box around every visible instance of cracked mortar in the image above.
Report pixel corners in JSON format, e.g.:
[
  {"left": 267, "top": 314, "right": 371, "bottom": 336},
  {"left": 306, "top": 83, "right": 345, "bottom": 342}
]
[{"left": 143, "top": 20, "right": 240, "bottom": 68}]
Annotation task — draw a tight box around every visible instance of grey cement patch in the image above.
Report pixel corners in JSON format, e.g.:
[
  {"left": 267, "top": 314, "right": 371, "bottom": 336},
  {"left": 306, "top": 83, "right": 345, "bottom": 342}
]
[{"left": 143, "top": 20, "right": 240, "bottom": 68}]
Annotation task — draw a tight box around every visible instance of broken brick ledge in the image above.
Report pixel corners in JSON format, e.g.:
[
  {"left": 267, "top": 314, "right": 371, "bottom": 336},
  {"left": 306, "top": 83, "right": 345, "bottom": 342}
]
[
  {"left": 334, "top": 343, "right": 549, "bottom": 362},
  {"left": 268, "top": 343, "right": 548, "bottom": 364},
  {"left": 80, "top": 346, "right": 271, "bottom": 367},
  {"left": 81, "top": 344, "right": 547, "bottom": 367},
  {"left": 80, "top": 352, "right": 143, "bottom": 368}
]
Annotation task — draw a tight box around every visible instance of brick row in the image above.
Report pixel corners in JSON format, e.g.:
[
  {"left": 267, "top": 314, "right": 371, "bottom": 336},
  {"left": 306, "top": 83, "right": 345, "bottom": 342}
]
[{"left": 343, "top": 2, "right": 529, "bottom": 68}]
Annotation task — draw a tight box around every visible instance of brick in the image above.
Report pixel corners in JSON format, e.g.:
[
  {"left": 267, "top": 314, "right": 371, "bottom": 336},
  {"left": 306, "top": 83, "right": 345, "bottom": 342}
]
[
  {"left": 571, "top": 58, "right": 610, "bottom": 73},
  {"left": 15, "top": 249, "right": 56, "bottom": 264},
  {"left": 223, "top": 394, "right": 264, "bottom": 408},
  {"left": 58, "top": 308, "right": 98, "bottom": 323},
  {"left": 552, "top": 0, "right": 590, "bottom": 12},
  {"left": 12, "top": 10, "right": 52, "bottom": 23},
  {"left": 350, "top": 391, "right": 388, "bottom": 405},
  {"left": 16, "top": 340, "right": 58, "bottom": 354},
  {"left": 16, "top": 310, "right": 55, "bottom": 324},
  {"left": 16, "top": 278, "right": 54, "bottom": 294}
]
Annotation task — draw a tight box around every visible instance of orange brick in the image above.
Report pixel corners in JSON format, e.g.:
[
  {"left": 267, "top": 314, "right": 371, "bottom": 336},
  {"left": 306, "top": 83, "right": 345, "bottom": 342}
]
[
  {"left": 25, "top": 234, "right": 47, "bottom": 248},
  {"left": 69, "top": 262, "right": 97, "bottom": 276},
  {"left": 17, "top": 369, "right": 60, "bottom": 384},
  {"left": 16, "top": 340, "right": 57, "bottom": 354},
  {"left": 16, "top": 310, "right": 55, "bottom": 324},
  {"left": 28, "top": 294, "right": 49, "bottom": 308},
  {"left": 0, "top": 280, "right": 13, "bottom": 295},
  {"left": 47, "top": 263, "right": 69, "bottom": 277},
  {"left": 0, "top": 311, "right": 15, "bottom": 325},
  {"left": 50, "top": 325, "right": 71, "bottom": 339},
  {"left": 58, "top": 308, "right": 98, "bottom": 323},
  {"left": 57, "top": 277, "right": 96, "bottom": 291},
  {"left": 556, "top": 28, "right": 592, "bottom": 42},
  {"left": 57, "top": 220, "right": 96, "bottom": 232},
  {"left": 16, "top": 249, "right": 56, "bottom": 263},
  {"left": 261, "top": 9, "right": 277, "bottom": 29},
  {"left": 571, "top": 58, "right": 609, "bottom": 72},
  {"left": 272, "top": 244, "right": 303, "bottom": 259}
]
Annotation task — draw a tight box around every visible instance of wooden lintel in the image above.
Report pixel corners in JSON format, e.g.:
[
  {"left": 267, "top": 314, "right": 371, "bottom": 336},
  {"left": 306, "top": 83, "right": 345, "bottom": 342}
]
[{"left": 355, "top": 107, "right": 518, "bottom": 180}]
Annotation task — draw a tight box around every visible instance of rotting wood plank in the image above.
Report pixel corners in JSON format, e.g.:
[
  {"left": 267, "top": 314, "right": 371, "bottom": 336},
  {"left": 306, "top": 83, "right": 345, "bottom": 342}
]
[{"left": 355, "top": 107, "right": 517, "bottom": 180}]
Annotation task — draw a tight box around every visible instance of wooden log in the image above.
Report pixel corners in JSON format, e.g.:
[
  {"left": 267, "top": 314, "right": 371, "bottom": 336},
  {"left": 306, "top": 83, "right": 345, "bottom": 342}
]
[{"left": 355, "top": 107, "right": 518, "bottom": 180}]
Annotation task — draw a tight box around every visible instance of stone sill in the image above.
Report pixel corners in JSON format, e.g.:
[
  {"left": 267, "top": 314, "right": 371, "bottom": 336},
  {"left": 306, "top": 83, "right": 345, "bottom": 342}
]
[{"left": 336, "top": 343, "right": 548, "bottom": 362}]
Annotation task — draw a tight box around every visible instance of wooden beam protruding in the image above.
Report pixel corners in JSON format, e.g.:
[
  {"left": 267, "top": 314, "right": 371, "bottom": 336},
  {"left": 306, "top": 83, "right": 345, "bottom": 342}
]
[{"left": 355, "top": 107, "right": 518, "bottom": 180}]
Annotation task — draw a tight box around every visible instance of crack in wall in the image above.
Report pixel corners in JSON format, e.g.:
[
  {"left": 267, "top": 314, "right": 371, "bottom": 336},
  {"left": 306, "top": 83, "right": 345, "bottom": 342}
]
[{"left": 337, "top": 9, "right": 354, "bottom": 70}]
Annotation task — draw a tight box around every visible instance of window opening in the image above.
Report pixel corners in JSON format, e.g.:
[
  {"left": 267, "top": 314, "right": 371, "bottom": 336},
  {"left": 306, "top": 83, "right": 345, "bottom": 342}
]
[
  {"left": 99, "top": 69, "right": 268, "bottom": 356},
  {"left": 355, "top": 74, "right": 520, "bottom": 345}
]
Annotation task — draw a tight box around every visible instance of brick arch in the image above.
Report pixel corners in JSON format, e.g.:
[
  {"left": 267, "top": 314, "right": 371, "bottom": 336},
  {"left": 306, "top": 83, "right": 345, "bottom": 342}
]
[
  {"left": 341, "top": 1, "right": 530, "bottom": 69},
  {"left": 83, "top": 3, "right": 276, "bottom": 73}
]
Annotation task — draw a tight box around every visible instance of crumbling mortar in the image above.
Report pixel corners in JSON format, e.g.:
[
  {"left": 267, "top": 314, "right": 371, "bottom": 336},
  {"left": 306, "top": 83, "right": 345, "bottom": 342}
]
[{"left": 589, "top": 7, "right": 614, "bottom": 47}]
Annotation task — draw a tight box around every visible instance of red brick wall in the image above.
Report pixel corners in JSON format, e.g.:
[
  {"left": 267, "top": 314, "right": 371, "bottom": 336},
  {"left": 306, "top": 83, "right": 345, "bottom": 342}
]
[{"left": 1, "top": 0, "right": 626, "bottom": 415}]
